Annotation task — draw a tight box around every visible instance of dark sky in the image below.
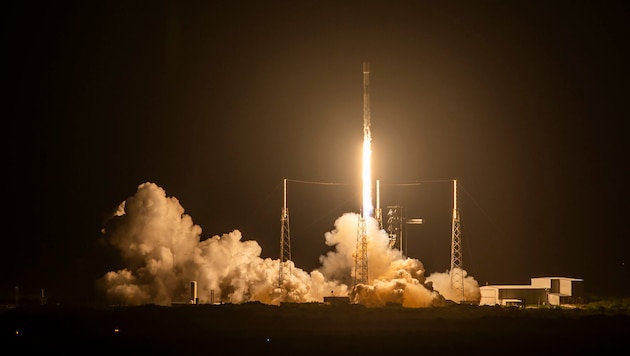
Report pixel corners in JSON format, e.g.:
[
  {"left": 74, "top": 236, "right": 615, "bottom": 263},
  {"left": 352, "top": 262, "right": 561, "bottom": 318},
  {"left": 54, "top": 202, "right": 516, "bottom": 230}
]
[{"left": 5, "top": 0, "right": 629, "bottom": 303}]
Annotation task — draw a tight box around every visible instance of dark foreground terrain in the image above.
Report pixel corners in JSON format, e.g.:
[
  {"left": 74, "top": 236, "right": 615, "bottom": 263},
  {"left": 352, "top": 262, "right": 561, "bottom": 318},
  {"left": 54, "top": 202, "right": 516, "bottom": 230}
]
[{"left": 2, "top": 302, "right": 628, "bottom": 355}]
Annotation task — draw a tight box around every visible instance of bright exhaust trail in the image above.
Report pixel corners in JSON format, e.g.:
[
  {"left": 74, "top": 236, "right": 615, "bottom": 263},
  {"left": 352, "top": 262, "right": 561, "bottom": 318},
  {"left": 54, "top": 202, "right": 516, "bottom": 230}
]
[{"left": 362, "top": 61, "right": 373, "bottom": 218}]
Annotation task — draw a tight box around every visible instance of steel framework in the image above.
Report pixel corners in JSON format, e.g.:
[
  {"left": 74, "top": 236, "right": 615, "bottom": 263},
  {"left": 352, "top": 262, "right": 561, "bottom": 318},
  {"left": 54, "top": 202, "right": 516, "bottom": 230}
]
[
  {"left": 354, "top": 215, "right": 369, "bottom": 286},
  {"left": 278, "top": 179, "right": 291, "bottom": 288},
  {"left": 386, "top": 205, "right": 404, "bottom": 251},
  {"left": 450, "top": 179, "right": 464, "bottom": 301}
]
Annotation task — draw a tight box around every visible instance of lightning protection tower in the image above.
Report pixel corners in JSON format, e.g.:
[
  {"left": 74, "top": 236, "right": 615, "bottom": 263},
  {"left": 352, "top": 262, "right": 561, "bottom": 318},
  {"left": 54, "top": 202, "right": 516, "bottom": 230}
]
[
  {"left": 354, "top": 214, "right": 369, "bottom": 286},
  {"left": 450, "top": 179, "right": 464, "bottom": 301},
  {"left": 278, "top": 178, "right": 291, "bottom": 288}
]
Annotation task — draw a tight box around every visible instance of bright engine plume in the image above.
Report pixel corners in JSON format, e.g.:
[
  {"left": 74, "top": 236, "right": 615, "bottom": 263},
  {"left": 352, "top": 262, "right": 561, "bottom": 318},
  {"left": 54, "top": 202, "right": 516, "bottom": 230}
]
[{"left": 362, "top": 61, "right": 373, "bottom": 218}]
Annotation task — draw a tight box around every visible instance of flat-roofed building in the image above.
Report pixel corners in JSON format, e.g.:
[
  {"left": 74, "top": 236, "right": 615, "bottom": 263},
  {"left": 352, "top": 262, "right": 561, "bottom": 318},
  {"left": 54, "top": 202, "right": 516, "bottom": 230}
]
[
  {"left": 480, "top": 285, "right": 548, "bottom": 307},
  {"left": 531, "top": 277, "right": 584, "bottom": 305},
  {"left": 480, "top": 276, "right": 584, "bottom": 307}
]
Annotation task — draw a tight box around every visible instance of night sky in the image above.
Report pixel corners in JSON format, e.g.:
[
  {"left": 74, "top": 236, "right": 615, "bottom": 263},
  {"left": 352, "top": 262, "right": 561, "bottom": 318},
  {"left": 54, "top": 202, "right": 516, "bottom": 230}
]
[{"left": 5, "top": 1, "right": 629, "bottom": 304}]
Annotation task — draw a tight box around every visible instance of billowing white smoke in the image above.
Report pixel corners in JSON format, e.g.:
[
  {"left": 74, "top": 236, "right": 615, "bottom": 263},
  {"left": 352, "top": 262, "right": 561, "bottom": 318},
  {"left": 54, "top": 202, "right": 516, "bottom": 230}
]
[
  {"left": 426, "top": 268, "right": 481, "bottom": 303},
  {"left": 98, "top": 182, "right": 345, "bottom": 306},
  {"left": 319, "top": 213, "right": 445, "bottom": 307},
  {"left": 98, "top": 182, "right": 480, "bottom": 307}
]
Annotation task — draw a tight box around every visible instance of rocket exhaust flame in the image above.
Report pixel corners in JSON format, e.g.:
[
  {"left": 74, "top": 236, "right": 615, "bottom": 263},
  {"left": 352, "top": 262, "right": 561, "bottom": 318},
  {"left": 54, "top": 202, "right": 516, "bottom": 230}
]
[{"left": 362, "top": 61, "right": 373, "bottom": 218}]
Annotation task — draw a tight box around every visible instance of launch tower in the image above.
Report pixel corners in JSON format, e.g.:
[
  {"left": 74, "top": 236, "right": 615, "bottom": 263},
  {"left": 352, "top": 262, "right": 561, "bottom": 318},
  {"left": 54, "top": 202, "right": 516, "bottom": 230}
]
[{"left": 386, "top": 205, "right": 404, "bottom": 250}]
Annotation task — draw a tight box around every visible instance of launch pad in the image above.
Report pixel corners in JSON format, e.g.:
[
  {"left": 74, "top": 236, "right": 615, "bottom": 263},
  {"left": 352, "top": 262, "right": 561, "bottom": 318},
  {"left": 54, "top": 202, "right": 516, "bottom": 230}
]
[{"left": 277, "top": 62, "right": 469, "bottom": 303}]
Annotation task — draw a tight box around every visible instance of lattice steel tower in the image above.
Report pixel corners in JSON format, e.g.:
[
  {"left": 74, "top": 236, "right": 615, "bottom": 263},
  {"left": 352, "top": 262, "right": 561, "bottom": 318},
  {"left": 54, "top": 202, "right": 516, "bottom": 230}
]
[
  {"left": 450, "top": 179, "right": 464, "bottom": 301},
  {"left": 354, "top": 215, "right": 369, "bottom": 286},
  {"left": 278, "top": 178, "right": 291, "bottom": 287}
]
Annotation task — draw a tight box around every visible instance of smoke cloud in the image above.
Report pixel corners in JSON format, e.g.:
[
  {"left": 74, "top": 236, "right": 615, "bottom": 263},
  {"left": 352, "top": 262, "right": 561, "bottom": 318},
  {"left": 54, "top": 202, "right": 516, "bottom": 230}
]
[
  {"left": 427, "top": 268, "right": 481, "bottom": 302},
  {"left": 98, "top": 182, "right": 480, "bottom": 307}
]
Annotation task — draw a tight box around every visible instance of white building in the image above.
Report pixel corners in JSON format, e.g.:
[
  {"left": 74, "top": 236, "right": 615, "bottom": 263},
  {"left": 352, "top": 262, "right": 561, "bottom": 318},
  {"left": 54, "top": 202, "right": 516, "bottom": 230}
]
[
  {"left": 531, "top": 277, "right": 584, "bottom": 305},
  {"left": 480, "top": 277, "right": 584, "bottom": 307}
]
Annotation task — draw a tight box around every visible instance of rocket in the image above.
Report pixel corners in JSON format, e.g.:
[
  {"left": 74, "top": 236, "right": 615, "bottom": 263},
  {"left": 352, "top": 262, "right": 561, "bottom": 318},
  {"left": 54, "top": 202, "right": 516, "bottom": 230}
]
[{"left": 363, "top": 61, "right": 371, "bottom": 140}]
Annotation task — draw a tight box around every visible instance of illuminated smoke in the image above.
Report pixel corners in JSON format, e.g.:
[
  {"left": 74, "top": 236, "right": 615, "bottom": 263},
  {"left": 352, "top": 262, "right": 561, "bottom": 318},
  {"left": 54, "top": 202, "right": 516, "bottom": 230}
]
[
  {"left": 98, "top": 182, "right": 479, "bottom": 307},
  {"left": 98, "top": 182, "right": 346, "bottom": 306},
  {"left": 329, "top": 213, "right": 445, "bottom": 307},
  {"left": 426, "top": 268, "right": 481, "bottom": 302}
]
